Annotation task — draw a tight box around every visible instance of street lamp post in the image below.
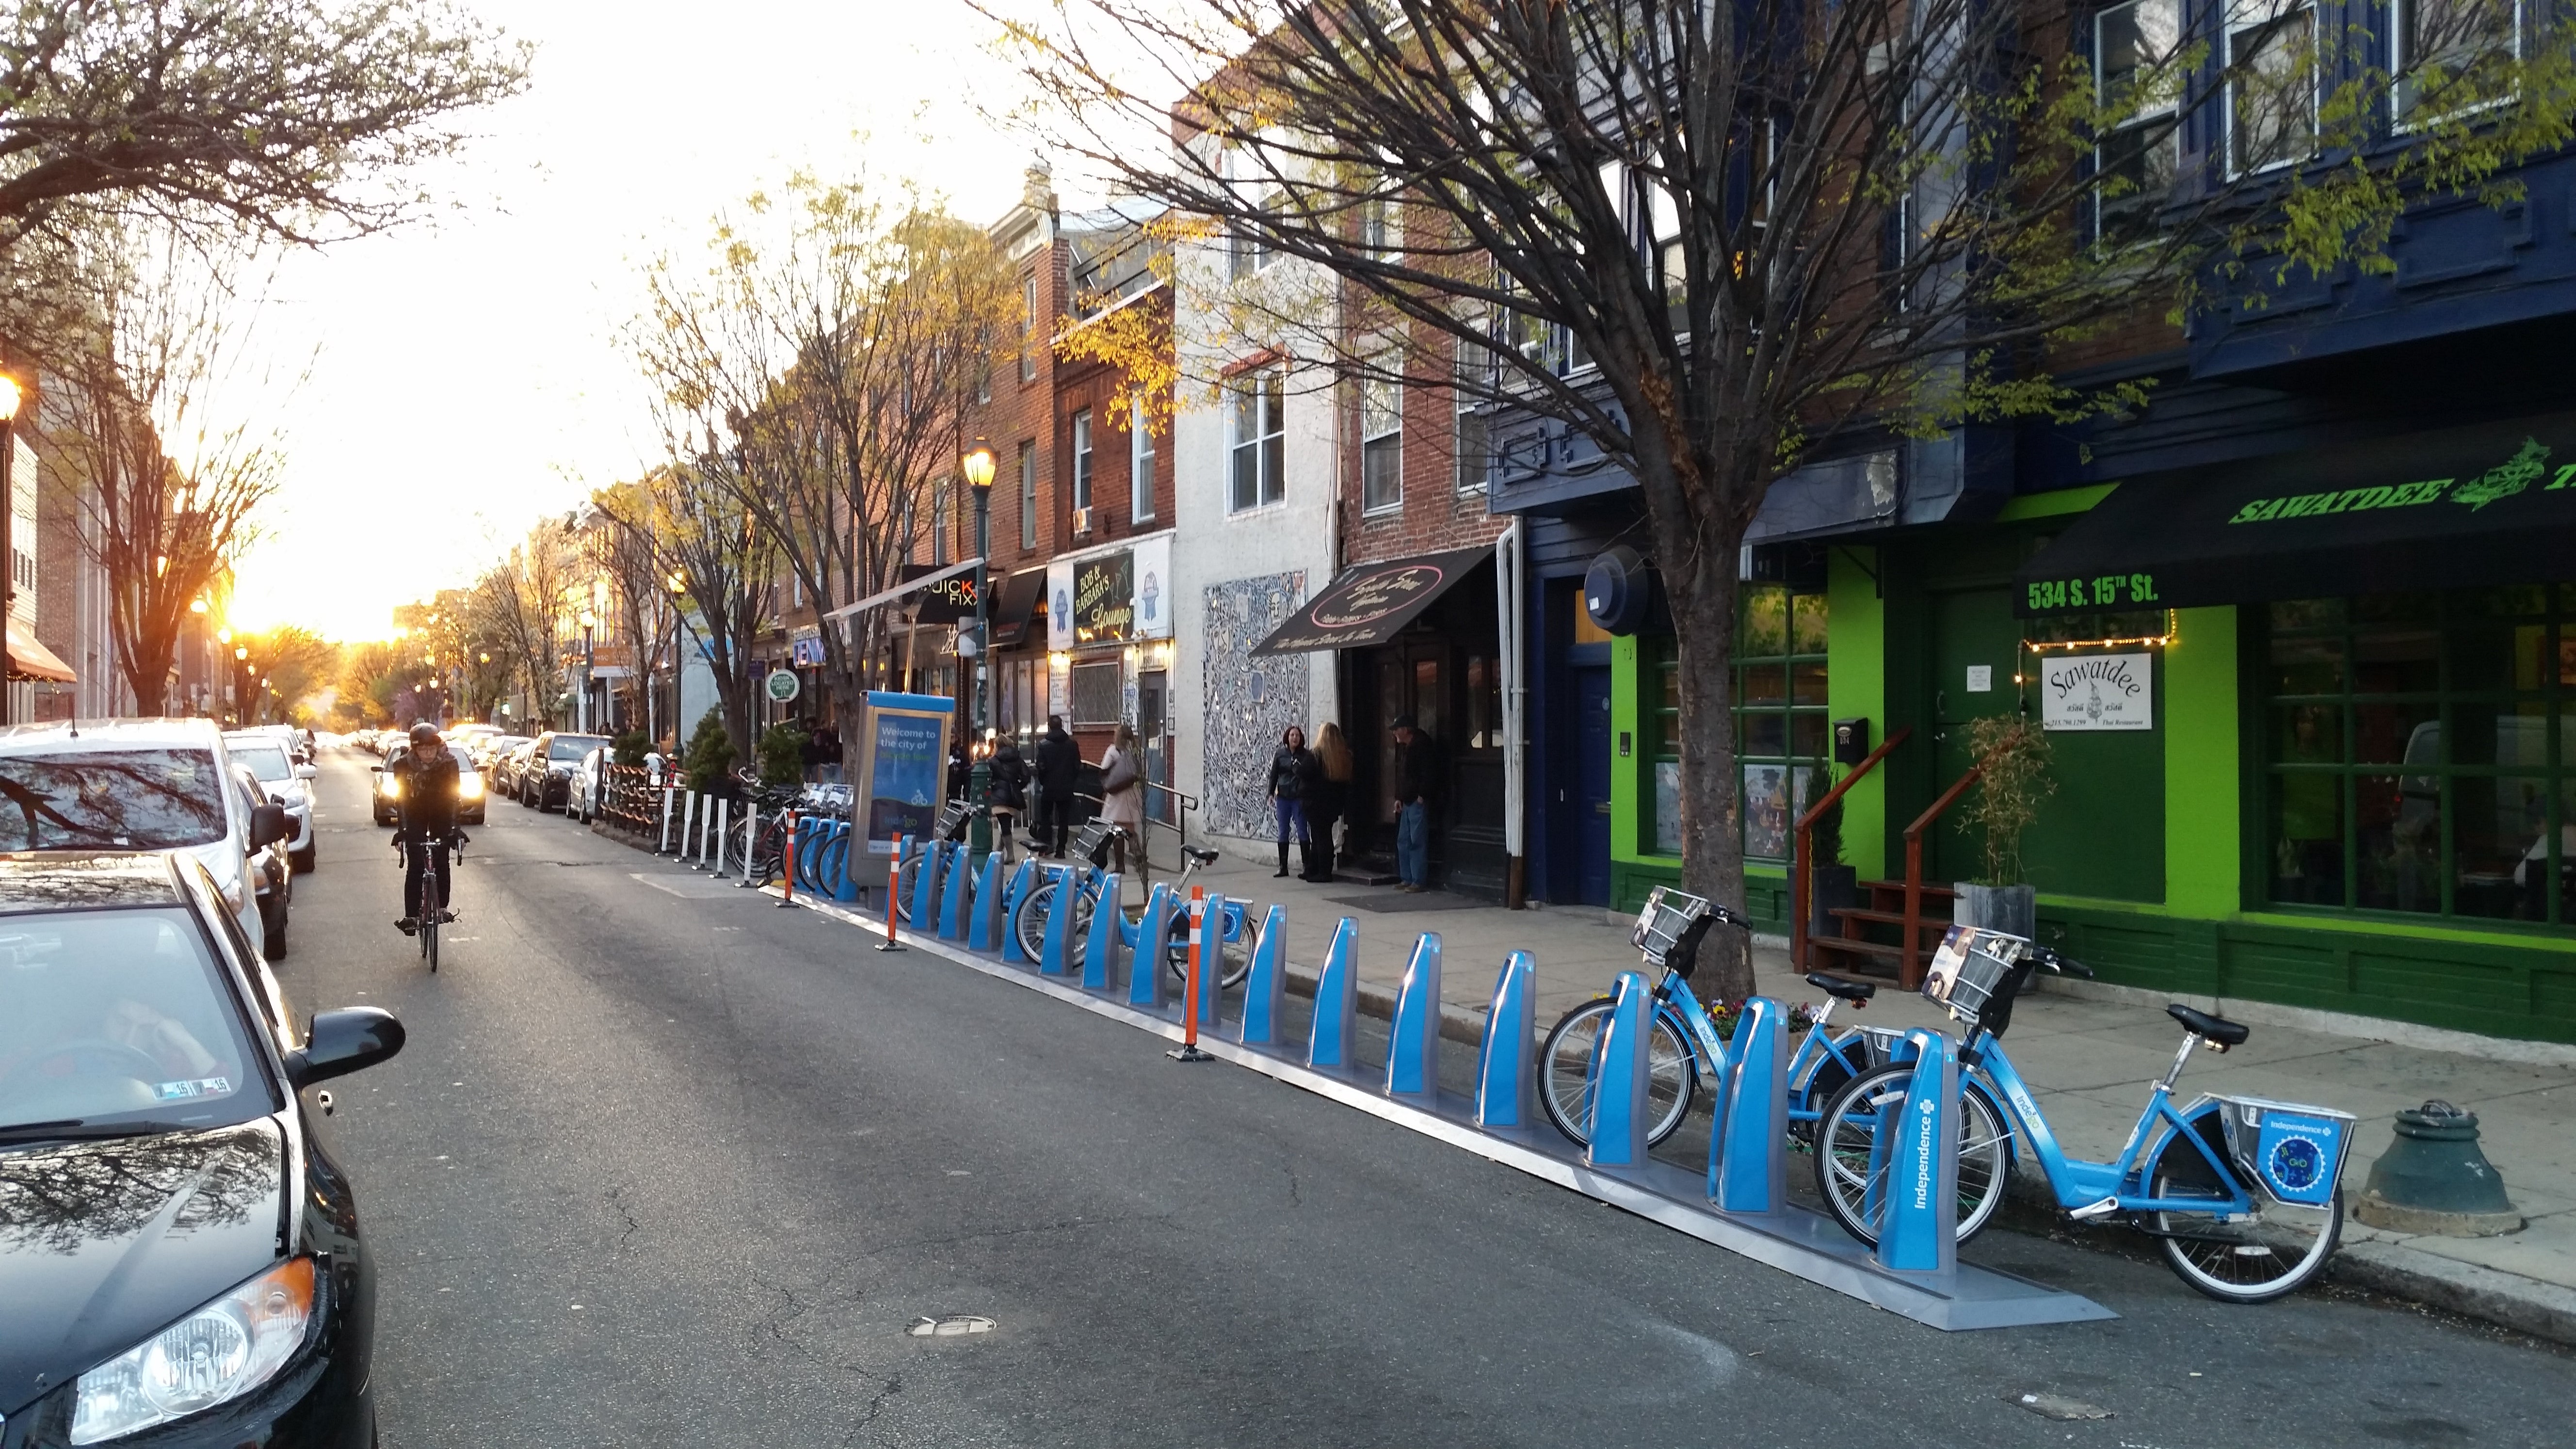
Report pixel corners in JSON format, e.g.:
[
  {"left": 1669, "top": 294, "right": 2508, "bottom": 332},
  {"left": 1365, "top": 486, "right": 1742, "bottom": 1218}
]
[
  {"left": 962, "top": 441, "right": 997, "bottom": 855},
  {"left": 578, "top": 611, "right": 598, "bottom": 733},
  {"left": 232, "top": 645, "right": 251, "bottom": 726},
  {"left": 0, "top": 373, "right": 22, "bottom": 726}
]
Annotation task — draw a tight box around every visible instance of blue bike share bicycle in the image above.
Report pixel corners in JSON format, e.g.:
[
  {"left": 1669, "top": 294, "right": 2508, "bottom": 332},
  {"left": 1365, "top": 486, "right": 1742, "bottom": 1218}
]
[
  {"left": 1532, "top": 888, "right": 2024, "bottom": 1236},
  {"left": 1008, "top": 820, "right": 1252, "bottom": 983},
  {"left": 1813, "top": 924, "right": 2355, "bottom": 1303}
]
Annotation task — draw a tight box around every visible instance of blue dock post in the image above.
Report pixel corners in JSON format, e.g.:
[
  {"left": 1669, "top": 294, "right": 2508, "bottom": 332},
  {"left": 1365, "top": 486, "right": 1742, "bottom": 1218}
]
[
  {"left": 967, "top": 852, "right": 1005, "bottom": 951},
  {"left": 1192, "top": 892, "right": 1227, "bottom": 1028},
  {"left": 1474, "top": 952, "right": 1537, "bottom": 1127},
  {"left": 1873, "top": 1029, "right": 1960, "bottom": 1274},
  {"left": 832, "top": 823, "right": 860, "bottom": 902},
  {"left": 909, "top": 841, "right": 942, "bottom": 932},
  {"left": 1384, "top": 933, "right": 1444, "bottom": 1097},
  {"left": 1305, "top": 918, "right": 1360, "bottom": 1069},
  {"left": 1584, "top": 972, "right": 1656, "bottom": 1169},
  {"left": 1081, "top": 872, "right": 1124, "bottom": 990},
  {"left": 1127, "top": 884, "right": 1173, "bottom": 1008},
  {"left": 1710, "top": 997, "right": 1788, "bottom": 1214},
  {"left": 938, "top": 846, "right": 970, "bottom": 939},
  {"left": 1038, "top": 867, "right": 1076, "bottom": 975},
  {"left": 998, "top": 858, "right": 1039, "bottom": 965},
  {"left": 1238, "top": 905, "right": 1290, "bottom": 1046}
]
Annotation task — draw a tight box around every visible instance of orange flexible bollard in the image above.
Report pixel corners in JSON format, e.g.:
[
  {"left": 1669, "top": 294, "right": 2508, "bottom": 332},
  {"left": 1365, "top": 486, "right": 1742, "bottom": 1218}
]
[
  {"left": 874, "top": 853, "right": 905, "bottom": 952},
  {"left": 778, "top": 809, "right": 798, "bottom": 908},
  {"left": 1169, "top": 884, "right": 1212, "bottom": 1062}
]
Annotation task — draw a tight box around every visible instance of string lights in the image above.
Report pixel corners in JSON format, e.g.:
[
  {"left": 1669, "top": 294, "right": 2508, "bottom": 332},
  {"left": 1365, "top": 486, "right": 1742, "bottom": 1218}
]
[{"left": 2019, "top": 609, "right": 2178, "bottom": 654}]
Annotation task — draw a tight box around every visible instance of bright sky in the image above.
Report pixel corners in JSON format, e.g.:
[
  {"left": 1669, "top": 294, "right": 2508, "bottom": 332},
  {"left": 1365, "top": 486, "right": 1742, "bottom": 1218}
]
[{"left": 223, "top": 0, "right": 1050, "bottom": 641}]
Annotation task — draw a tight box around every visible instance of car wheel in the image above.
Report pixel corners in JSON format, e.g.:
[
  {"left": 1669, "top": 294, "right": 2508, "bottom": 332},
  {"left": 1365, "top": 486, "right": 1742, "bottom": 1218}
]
[
  {"left": 263, "top": 917, "right": 288, "bottom": 962},
  {"left": 290, "top": 845, "right": 316, "bottom": 875}
]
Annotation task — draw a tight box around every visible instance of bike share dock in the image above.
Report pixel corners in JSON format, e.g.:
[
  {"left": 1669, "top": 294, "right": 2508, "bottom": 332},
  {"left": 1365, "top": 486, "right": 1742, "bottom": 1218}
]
[{"left": 765, "top": 846, "right": 2116, "bottom": 1332}]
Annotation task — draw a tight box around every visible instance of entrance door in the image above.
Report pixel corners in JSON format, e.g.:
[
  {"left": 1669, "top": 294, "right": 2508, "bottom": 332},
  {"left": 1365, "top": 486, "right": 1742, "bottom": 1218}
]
[
  {"left": 1927, "top": 588, "right": 2024, "bottom": 884},
  {"left": 1573, "top": 666, "right": 1614, "bottom": 906},
  {"left": 1139, "top": 669, "right": 1170, "bottom": 826}
]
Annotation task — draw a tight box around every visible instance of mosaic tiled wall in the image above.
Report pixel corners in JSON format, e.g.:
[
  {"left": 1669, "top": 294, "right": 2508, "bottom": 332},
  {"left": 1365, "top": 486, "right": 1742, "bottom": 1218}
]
[{"left": 1201, "top": 570, "right": 1308, "bottom": 838}]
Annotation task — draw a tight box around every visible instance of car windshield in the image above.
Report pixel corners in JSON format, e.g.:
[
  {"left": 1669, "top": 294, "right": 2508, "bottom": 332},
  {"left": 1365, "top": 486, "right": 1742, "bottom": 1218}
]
[
  {"left": 0, "top": 750, "right": 230, "bottom": 851},
  {"left": 0, "top": 906, "right": 270, "bottom": 1134},
  {"left": 229, "top": 744, "right": 294, "bottom": 782},
  {"left": 549, "top": 735, "right": 608, "bottom": 762}
]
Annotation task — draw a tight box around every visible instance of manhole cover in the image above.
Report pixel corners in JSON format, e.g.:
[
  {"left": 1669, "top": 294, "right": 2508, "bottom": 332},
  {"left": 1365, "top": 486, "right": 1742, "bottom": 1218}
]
[{"left": 907, "top": 1315, "right": 996, "bottom": 1337}]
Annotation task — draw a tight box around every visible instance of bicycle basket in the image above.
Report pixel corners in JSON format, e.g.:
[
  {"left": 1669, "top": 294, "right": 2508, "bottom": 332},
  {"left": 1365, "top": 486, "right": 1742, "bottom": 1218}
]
[
  {"left": 934, "top": 801, "right": 974, "bottom": 842},
  {"left": 1631, "top": 886, "right": 1716, "bottom": 977},
  {"left": 2209, "top": 1095, "right": 2354, "bottom": 1208},
  {"left": 1071, "top": 818, "right": 1115, "bottom": 865},
  {"left": 1920, "top": 926, "right": 2025, "bottom": 1030}
]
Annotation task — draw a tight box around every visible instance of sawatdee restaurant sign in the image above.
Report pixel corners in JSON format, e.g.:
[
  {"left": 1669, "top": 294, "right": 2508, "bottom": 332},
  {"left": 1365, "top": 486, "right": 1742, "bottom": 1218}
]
[{"left": 2040, "top": 652, "right": 2152, "bottom": 731}]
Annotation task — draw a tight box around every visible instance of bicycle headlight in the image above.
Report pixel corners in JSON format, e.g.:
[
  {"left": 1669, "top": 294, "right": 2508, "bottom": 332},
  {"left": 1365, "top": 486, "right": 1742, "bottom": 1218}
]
[{"left": 72, "top": 1256, "right": 315, "bottom": 1443}]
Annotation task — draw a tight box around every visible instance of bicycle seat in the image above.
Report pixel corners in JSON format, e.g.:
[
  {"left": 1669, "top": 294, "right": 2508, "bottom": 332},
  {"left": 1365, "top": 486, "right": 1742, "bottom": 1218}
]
[
  {"left": 1184, "top": 847, "right": 1219, "bottom": 866},
  {"left": 1803, "top": 973, "right": 1877, "bottom": 1004},
  {"left": 2166, "top": 1003, "right": 2250, "bottom": 1048}
]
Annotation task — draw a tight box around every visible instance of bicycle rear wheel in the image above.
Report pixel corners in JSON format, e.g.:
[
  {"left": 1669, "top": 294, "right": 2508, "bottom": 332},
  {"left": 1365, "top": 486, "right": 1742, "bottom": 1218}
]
[
  {"left": 749, "top": 819, "right": 787, "bottom": 887},
  {"left": 1162, "top": 909, "right": 1254, "bottom": 988},
  {"left": 2147, "top": 1125, "right": 2342, "bottom": 1303},
  {"left": 1535, "top": 998, "right": 1696, "bottom": 1149},
  {"left": 1811, "top": 1064, "right": 2009, "bottom": 1246}
]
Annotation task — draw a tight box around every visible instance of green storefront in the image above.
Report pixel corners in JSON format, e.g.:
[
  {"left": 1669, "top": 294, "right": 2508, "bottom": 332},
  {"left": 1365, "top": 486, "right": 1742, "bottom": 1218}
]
[{"left": 1604, "top": 415, "right": 2576, "bottom": 1045}]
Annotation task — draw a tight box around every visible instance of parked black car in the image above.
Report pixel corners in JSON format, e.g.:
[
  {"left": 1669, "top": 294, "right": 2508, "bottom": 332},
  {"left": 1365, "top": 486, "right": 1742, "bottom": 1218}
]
[
  {"left": 516, "top": 732, "right": 609, "bottom": 812},
  {"left": 0, "top": 852, "right": 404, "bottom": 1446}
]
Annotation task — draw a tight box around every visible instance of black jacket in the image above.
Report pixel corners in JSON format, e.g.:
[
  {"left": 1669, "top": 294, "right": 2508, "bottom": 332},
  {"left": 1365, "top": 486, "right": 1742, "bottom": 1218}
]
[
  {"left": 1267, "top": 745, "right": 1316, "bottom": 801},
  {"left": 390, "top": 747, "right": 462, "bottom": 836},
  {"left": 986, "top": 742, "right": 1030, "bottom": 809},
  {"left": 1390, "top": 733, "right": 1441, "bottom": 806},
  {"left": 1034, "top": 726, "right": 1079, "bottom": 794}
]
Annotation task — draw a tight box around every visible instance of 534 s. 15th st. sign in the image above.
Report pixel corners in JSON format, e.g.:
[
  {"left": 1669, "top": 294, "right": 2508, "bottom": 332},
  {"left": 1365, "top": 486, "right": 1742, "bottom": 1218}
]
[{"left": 2027, "top": 573, "right": 2159, "bottom": 612}]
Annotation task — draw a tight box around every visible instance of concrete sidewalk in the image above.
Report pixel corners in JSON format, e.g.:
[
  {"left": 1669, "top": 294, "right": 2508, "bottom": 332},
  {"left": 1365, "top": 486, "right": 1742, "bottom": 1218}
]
[{"left": 1127, "top": 847, "right": 2576, "bottom": 1342}]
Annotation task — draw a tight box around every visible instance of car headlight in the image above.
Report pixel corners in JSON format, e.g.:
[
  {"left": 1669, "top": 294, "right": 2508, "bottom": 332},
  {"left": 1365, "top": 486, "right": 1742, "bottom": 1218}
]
[
  {"left": 461, "top": 774, "right": 484, "bottom": 799},
  {"left": 380, "top": 775, "right": 400, "bottom": 799},
  {"left": 72, "top": 1257, "right": 315, "bottom": 1444}
]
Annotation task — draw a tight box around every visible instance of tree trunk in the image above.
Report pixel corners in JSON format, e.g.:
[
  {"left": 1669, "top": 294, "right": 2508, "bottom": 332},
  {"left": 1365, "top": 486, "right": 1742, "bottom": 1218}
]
[{"left": 1663, "top": 525, "right": 1754, "bottom": 1003}]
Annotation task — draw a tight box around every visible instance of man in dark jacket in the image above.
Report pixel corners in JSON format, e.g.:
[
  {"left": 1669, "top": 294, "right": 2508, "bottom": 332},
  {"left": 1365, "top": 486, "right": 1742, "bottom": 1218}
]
[
  {"left": 1389, "top": 715, "right": 1440, "bottom": 891},
  {"left": 986, "top": 734, "right": 1030, "bottom": 863},
  {"left": 389, "top": 721, "right": 463, "bottom": 933},
  {"left": 1033, "top": 715, "right": 1079, "bottom": 857}
]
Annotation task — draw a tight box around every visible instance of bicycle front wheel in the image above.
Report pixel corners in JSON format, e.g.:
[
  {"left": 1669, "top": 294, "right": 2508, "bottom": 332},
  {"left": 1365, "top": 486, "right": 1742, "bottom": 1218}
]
[
  {"left": 421, "top": 912, "right": 438, "bottom": 973},
  {"left": 893, "top": 854, "right": 923, "bottom": 926},
  {"left": 749, "top": 820, "right": 787, "bottom": 887},
  {"left": 1163, "top": 911, "right": 1254, "bottom": 989},
  {"left": 1536, "top": 998, "right": 1696, "bottom": 1149},
  {"left": 1811, "top": 1064, "right": 2009, "bottom": 1246},
  {"left": 1014, "top": 876, "right": 1095, "bottom": 968}
]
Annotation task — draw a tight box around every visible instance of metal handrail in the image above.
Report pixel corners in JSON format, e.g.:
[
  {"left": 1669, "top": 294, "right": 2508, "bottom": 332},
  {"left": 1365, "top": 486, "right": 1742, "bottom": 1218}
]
[
  {"left": 1900, "top": 741, "right": 2013, "bottom": 988},
  {"left": 1790, "top": 726, "right": 1911, "bottom": 972}
]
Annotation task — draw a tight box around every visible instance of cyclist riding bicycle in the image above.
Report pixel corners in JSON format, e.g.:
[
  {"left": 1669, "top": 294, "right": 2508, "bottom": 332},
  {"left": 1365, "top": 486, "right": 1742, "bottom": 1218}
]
[{"left": 389, "top": 721, "right": 465, "bottom": 935}]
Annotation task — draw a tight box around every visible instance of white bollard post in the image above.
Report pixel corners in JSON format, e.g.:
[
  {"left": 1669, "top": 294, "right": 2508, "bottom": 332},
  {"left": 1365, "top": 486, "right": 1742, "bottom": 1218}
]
[
  {"left": 713, "top": 798, "right": 732, "bottom": 878},
  {"left": 658, "top": 788, "right": 676, "bottom": 853},
  {"left": 692, "top": 794, "right": 708, "bottom": 867},
  {"left": 737, "top": 805, "right": 759, "bottom": 888}
]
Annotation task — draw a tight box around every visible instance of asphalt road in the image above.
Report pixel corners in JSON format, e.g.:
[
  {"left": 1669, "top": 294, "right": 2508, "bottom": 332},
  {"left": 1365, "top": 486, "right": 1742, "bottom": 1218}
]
[{"left": 286, "top": 749, "right": 2574, "bottom": 1448}]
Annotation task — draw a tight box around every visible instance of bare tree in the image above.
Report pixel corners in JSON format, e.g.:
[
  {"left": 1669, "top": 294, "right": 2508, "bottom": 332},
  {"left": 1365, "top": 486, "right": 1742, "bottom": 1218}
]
[
  {"left": 599, "top": 462, "right": 769, "bottom": 761},
  {"left": 38, "top": 225, "right": 291, "bottom": 713},
  {"left": 468, "top": 515, "right": 575, "bottom": 729},
  {"left": 634, "top": 179, "right": 1016, "bottom": 773},
  {"left": 998, "top": 0, "right": 2576, "bottom": 995},
  {"left": 0, "top": 0, "right": 529, "bottom": 250}
]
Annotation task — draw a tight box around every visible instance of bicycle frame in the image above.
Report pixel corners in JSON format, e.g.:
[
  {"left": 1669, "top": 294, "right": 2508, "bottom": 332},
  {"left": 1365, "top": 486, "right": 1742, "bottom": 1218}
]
[
  {"left": 1961, "top": 1033, "right": 2252, "bottom": 1218},
  {"left": 1651, "top": 973, "right": 1874, "bottom": 1126}
]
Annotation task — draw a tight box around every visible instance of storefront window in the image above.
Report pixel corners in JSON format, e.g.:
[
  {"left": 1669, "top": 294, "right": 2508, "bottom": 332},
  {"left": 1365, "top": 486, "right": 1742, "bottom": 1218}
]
[
  {"left": 2261, "top": 589, "right": 2575, "bottom": 926},
  {"left": 1648, "top": 585, "right": 1828, "bottom": 860}
]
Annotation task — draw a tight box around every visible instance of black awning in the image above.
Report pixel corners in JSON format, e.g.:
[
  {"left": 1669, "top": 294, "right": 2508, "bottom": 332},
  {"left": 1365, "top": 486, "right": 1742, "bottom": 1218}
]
[
  {"left": 2016, "top": 413, "right": 2576, "bottom": 617},
  {"left": 987, "top": 567, "right": 1047, "bottom": 647},
  {"left": 1252, "top": 547, "right": 1492, "bottom": 655}
]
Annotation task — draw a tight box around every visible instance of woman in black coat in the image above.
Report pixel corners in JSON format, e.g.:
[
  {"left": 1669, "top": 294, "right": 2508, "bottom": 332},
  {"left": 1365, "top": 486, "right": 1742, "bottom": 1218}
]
[
  {"left": 986, "top": 737, "right": 1030, "bottom": 863},
  {"left": 1267, "top": 726, "right": 1318, "bottom": 878}
]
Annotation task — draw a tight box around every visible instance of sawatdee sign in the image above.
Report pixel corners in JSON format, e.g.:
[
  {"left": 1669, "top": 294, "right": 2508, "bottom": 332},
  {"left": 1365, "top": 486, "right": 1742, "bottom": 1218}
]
[{"left": 2039, "top": 652, "right": 2152, "bottom": 731}]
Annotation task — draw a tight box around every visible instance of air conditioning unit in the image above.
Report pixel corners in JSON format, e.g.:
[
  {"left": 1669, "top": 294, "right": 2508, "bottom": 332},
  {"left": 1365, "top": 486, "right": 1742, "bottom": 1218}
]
[{"left": 1072, "top": 506, "right": 1093, "bottom": 536}]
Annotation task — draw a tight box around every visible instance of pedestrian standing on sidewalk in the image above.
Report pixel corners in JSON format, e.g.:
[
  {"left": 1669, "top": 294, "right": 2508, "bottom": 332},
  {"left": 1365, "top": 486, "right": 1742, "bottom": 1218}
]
[
  {"left": 1099, "top": 722, "right": 1144, "bottom": 874},
  {"left": 1307, "top": 722, "right": 1353, "bottom": 882},
  {"left": 1034, "top": 715, "right": 1078, "bottom": 857},
  {"left": 986, "top": 733, "right": 1030, "bottom": 863},
  {"left": 1390, "top": 715, "right": 1440, "bottom": 892},
  {"left": 1267, "top": 726, "right": 1317, "bottom": 878}
]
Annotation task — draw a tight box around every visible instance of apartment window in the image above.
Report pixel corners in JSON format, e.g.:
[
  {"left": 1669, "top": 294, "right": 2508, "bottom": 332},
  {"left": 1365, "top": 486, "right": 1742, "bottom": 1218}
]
[
  {"left": 1228, "top": 367, "right": 1286, "bottom": 512},
  {"left": 2396, "top": 0, "right": 2518, "bottom": 124},
  {"left": 1652, "top": 585, "right": 1828, "bottom": 859},
  {"left": 1070, "top": 659, "right": 1121, "bottom": 725},
  {"left": 2228, "top": 0, "right": 2317, "bottom": 175},
  {"left": 1020, "top": 273, "right": 1040, "bottom": 382},
  {"left": 1455, "top": 338, "right": 1491, "bottom": 494},
  {"left": 1358, "top": 193, "right": 1396, "bottom": 257},
  {"left": 2261, "top": 590, "right": 2576, "bottom": 926},
  {"left": 1360, "top": 367, "right": 1402, "bottom": 513},
  {"left": 2094, "top": 0, "right": 2182, "bottom": 234},
  {"left": 1071, "top": 410, "right": 1094, "bottom": 514},
  {"left": 1231, "top": 176, "right": 1282, "bottom": 281},
  {"left": 1017, "top": 441, "right": 1038, "bottom": 550},
  {"left": 1130, "top": 396, "right": 1155, "bottom": 521},
  {"left": 10, "top": 548, "right": 29, "bottom": 593},
  {"left": 931, "top": 483, "right": 949, "bottom": 566}
]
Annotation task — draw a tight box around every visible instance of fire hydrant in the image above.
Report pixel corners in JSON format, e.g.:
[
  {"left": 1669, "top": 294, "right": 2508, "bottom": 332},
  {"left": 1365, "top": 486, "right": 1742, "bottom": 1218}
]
[{"left": 2355, "top": 1100, "right": 2524, "bottom": 1237}]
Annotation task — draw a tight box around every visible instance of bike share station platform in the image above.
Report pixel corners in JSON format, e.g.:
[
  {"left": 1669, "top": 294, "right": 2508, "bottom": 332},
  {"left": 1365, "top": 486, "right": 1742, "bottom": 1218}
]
[{"left": 765, "top": 824, "right": 2116, "bottom": 1333}]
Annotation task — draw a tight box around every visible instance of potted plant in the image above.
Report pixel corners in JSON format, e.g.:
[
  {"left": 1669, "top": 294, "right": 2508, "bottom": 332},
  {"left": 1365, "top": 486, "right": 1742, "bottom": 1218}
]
[
  {"left": 1955, "top": 714, "right": 2054, "bottom": 939},
  {"left": 1804, "top": 764, "right": 1860, "bottom": 941}
]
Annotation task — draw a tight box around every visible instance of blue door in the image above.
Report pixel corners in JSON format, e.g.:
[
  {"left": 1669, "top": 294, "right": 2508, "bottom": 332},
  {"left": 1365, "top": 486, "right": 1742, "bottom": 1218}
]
[{"left": 1575, "top": 666, "right": 1613, "bottom": 906}]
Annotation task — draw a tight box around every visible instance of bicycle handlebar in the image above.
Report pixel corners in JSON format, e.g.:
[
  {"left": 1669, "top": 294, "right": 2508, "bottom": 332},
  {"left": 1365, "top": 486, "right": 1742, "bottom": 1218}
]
[{"left": 2029, "top": 943, "right": 2094, "bottom": 979}]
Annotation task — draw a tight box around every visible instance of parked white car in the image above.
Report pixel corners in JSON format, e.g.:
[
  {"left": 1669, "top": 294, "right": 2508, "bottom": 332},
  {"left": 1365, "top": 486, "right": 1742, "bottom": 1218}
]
[
  {"left": 0, "top": 718, "right": 288, "bottom": 950},
  {"left": 225, "top": 729, "right": 318, "bottom": 874}
]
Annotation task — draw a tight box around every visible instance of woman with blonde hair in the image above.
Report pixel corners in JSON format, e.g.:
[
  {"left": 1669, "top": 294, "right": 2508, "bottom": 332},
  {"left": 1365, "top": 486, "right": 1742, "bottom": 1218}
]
[
  {"left": 1099, "top": 721, "right": 1145, "bottom": 874},
  {"left": 1305, "top": 722, "right": 1355, "bottom": 882}
]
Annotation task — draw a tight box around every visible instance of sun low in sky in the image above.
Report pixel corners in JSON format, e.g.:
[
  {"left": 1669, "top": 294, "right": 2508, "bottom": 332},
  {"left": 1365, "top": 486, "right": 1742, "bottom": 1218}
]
[{"left": 223, "top": 0, "right": 1042, "bottom": 642}]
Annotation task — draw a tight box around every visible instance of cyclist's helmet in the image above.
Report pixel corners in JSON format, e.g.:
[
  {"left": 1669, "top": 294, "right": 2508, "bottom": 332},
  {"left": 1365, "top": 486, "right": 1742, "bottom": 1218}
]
[{"left": 409, "top": 721, "right": 442, "bottom": 746}]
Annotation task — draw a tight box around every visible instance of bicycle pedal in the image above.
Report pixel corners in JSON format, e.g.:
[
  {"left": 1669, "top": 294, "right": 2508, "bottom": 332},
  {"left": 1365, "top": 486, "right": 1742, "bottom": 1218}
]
[{"left": 2067, "top": 1197, "right": 2121, "bottom": 1221}]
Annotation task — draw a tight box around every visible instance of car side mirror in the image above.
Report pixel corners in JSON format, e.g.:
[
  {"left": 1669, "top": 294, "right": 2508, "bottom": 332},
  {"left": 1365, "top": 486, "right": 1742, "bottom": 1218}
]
[
  {"left": 295, "top": 764, "right": 318, "bottom": 779},
  {"left": 285, "top": 1007, "right": 406, "bottom": 1088},
  {"left": 249, "top": 803, "right": 289, "bottom": 849}
]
